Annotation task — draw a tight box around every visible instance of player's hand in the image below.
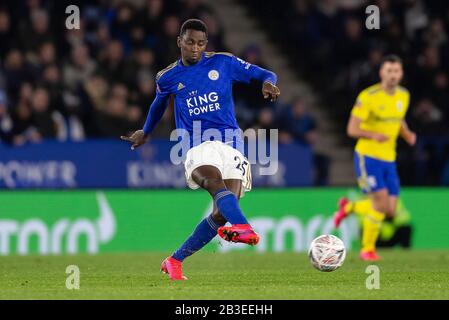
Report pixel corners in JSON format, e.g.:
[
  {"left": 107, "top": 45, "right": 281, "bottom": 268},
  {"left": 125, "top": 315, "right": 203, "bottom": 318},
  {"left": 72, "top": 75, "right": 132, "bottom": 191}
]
[
  {"left": 372, "top": 133, "right": 389, "bottom": 143},
  {"left": 120, "top": 130, "right": 149, "bottom": 150},
  {"left": 262, "top": 82, "right": 280, "bottom": 102},
  {"left": 404, "top": 131, "right": 417, "bottom": 146}
]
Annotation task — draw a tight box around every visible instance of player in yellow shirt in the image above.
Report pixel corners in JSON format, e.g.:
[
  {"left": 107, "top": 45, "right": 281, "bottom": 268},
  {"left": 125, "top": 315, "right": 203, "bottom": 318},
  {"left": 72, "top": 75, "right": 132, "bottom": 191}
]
[{"left": 333, "top": 55, "right": 417, "bottom": 261}]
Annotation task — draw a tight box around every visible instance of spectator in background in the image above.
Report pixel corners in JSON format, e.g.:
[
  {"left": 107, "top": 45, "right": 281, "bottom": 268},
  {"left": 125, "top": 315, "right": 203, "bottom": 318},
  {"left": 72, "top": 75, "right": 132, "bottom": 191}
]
[
  {"left": 404, "top": 0, "right": 429, "bottom": 40},
  {"left": 20, "top": 8, "right": 53, "bottom": 56},
  {"left": 410, "top": 98, "right": 444, "bottom": 136},
  {"left": 199, "top": 12, "right": 225, "bottom": 51},
  {"left": 253, "top": 107, "right": 277, "bottom": 143},
  {"left": 422, "top": 18, "right": 447, "bottom": 48},
  {"left": 64, "top": 17, "right": 87, "bottom": 50},
  {"left": 255, "top": 107, "right": 276, "bottom": 130},
  {"left": 97, "top": 40, "right": 129, "bottom": 85},
  {"left": 432, "top": 72, "right": 449, "bottom": 121},
  {"left": 83, "top": 73, "right": 109, "bottom": 112},
  {"left": 412, "top": 46, "right": 441, "bottom": 98},
  {"left": 140, "top": 0, "right": 166, "bottom": 37},
  {"left": 336, "top": 16, "right": 368, "bottom": 67},
  {"left": 383, "top": 19, "right": 407, "bottom": 57},
  {"left": 44, "top": 63, "right": 85, "bottom": 142},
  {"left": 110, "top": 83, "right": 129, "bottom": 104},
  {"left": 109, "top": 2, "right": 139, "bottom": 55},
  {"left": 129, "top": 24, "right": 147, "bottom": 50},
  {"left": 352, "top": 46, "right": 384, "bottom": 91},
  {"left": 10, "top": 102, "right": 34, "bottom": 146},
  {"left": 30, "top": 87, "right": 59, "bottom": 139},
  {"left": 278, "top": 96, "right": 329, "bottom": 185},
  {"left": 133, "top": 73, "right": 156, "bottom": 115},
  {"left": 92, "top": 96, "right": 130, "bottom": 138},
  {"left": 88, "top": 22, "right": 112, "bottom": 57},
  {"left": 180, "top": 0, "right": 212, "bottom": 21},
  {"left": 8, "top": 83, "right": 38, "bottom": 146},
  {"left": 155, "top": 15, "right": 181, "bottom": 67},
  {"left": 127, "top": 103, "right": 144, "bottom": 132},
  {"left": 3, "top": 50, "right": 34, "bottom": 102},
  {"left": 410, "top": 98, "right": 447, "bottom": 185},
  {"left": 234, "top": 44, "right": 272, "bottom": 129},
  {"left": 63, "top": 44, "right": 97, "bottom": 91},
  {"left": 126, "top": 48, "right": 157, "bottom": 89},
  {"left": 278, "top": 97, "right": 317, "bottom": 145},
  {"left": 82, "top": 73, "right": 108, "bottom": 136},
  {"left": 0, "top": 9, "right": 15, "bottom": 61},
  {"left": 41, "top": 64, "right": 64, "bottom": 114},
  {"left": 0, "top": 90, "right": 13, "bottom": 143},
  {"left": 61, "top": 43, "right": 97, "bottom": 130},
  {"left": 37, "top": 42, "right": 58, "bottom": 67},
  {"left": 17, "top": 82, "right": 34, "bottom": 109}
]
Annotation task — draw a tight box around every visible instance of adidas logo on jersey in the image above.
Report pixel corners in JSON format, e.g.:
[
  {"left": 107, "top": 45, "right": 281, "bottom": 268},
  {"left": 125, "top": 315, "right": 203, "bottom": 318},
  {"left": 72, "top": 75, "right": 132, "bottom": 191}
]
[{"left": 177, "top": 83, "right": 185, "bottom": 90}]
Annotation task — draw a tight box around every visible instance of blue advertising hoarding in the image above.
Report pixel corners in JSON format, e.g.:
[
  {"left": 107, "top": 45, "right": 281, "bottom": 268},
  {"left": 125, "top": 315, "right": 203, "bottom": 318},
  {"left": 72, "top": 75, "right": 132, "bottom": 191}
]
[{"left": 0, "top": 139, "right": 313, "bottom": 188}]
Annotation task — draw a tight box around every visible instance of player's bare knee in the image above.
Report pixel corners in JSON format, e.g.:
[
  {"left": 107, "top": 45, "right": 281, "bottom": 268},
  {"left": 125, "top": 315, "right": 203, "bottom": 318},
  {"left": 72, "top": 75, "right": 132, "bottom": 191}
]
[
  {"left": 371, "top": 191, "right": 390, "bottom": 214},
  {"left": 373, "top": 201, "right": 389, "bottom": 214},
  {"left": 202, "top": 177, "right": 225, "bottom": 194}
]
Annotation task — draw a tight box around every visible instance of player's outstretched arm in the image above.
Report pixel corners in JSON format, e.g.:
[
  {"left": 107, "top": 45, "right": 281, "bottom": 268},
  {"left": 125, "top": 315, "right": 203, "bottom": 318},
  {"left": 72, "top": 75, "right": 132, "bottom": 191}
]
[
  {"left": 228, "top": 55, "right": 279, "bottom": 101},
  {"left": 399, "top": 120, "right": 417, "bottom": 146},
  {"left": 346, "top": 115, "right": 388, "bottom": 143},
  {"left": 121, "top": 94, "right": 170, "bottom": 150}
]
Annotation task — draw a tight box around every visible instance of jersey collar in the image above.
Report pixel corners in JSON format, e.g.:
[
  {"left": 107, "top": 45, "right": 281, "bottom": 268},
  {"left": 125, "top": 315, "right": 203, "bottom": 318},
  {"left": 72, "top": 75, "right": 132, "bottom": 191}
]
[{"left": 178, "top": 52, "right": 206, "bottom": 68}]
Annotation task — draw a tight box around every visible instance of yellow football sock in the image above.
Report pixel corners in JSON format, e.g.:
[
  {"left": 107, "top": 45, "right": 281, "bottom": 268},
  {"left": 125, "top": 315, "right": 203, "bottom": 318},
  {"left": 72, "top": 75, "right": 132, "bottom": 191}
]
[
  {"left": 361, "top": 206, "right": 385, "bottom": 253},
  {"left": 343, "top": 198, "right": 385, "bottom": 252}
]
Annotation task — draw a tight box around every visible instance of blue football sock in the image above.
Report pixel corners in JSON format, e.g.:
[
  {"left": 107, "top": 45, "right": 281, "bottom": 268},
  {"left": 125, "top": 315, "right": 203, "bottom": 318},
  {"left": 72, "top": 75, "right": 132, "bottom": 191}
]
[
  {"left": 213, "top": 188, "right": 248, "bottom": 225},
  {"left": 172, "top": 215, "right": 222, "bottom": 262}
]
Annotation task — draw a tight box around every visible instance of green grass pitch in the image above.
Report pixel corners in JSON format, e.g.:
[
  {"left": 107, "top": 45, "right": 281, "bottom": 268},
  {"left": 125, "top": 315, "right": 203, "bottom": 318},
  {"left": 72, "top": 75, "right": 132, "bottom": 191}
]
[{"left": 1, "top": 250, "right": 448, "bottom": 299}]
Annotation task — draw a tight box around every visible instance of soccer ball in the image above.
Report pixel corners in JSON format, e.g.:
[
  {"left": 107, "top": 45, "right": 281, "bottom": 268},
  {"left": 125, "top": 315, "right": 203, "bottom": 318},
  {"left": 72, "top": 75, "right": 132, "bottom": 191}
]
[{"left": 308, "top": 235, "right": 346, "bottom": 272}]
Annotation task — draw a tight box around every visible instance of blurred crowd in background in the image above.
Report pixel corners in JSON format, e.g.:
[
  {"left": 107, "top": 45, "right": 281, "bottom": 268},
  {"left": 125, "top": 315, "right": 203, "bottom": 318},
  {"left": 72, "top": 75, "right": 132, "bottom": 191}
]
[
  {"left": 1, "top": 0, "right": 449, "bottom": 186},
  {"left": 244, "top": 0, "right": 449, "bottom": 185},
  {"left": 0, "top": 0, "right": 225, "bottom": 143},
  {"left": 0, "top": 0, "right": 318, "bottom": 147}
]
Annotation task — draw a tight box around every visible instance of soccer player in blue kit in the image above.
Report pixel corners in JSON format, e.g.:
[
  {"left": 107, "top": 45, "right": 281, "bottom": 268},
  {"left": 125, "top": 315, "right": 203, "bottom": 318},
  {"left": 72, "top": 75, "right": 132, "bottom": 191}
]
[{"left": 121, "top": 19, "right": 280, "bottom": 280}]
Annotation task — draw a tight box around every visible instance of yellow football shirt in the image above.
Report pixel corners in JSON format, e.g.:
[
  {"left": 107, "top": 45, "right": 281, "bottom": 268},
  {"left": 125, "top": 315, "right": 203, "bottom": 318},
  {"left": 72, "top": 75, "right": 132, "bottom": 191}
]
[{"left": 351, "top": 83, "right": 410, "bottom": 162}]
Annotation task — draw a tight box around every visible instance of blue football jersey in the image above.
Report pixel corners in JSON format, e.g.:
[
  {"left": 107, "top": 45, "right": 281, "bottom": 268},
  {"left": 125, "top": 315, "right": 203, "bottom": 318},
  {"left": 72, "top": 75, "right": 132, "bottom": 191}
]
[{"left": 144, "top": 52, "right": 277, "bottom": 152}]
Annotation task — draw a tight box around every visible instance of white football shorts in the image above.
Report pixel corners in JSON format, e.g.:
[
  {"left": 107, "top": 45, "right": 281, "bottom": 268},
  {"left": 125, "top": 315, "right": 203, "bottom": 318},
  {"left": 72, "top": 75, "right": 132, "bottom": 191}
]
[{"left": 184, "top": 140, "right": 252, "bottom": 197}]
